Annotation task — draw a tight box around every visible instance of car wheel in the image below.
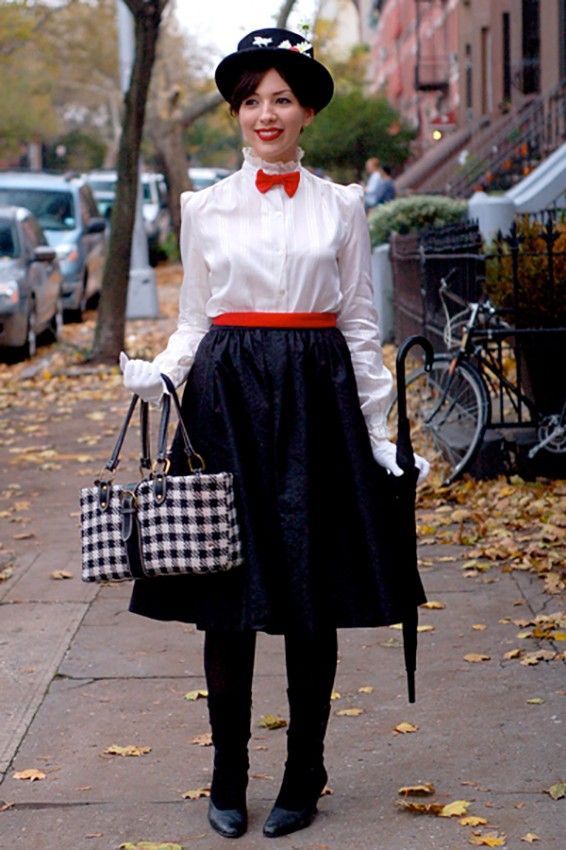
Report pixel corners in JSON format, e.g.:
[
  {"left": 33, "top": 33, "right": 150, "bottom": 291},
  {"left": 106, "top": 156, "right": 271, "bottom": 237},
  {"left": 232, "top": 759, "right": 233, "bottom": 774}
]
[
  {"left": 64, "top": 279, "right": 87, "bottom": 323},
  {"left": 13, "top": 302, "right": 37, "bottom": 362}
]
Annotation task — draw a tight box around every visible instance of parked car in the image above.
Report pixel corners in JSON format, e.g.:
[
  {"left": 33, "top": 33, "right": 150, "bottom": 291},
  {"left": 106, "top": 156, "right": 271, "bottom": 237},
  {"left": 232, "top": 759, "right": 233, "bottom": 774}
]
[
  {"left": 188, "top": 167, "right": 233, "bottom": 190},
  {"left": 85, "top": 170, "right": 171, "bottom": 265},
  {"left": 0, "top": 172, "right": 107, "bottom": 322},
  {"left": 0, "top": 206, "right": 63, "bottom": 361}
]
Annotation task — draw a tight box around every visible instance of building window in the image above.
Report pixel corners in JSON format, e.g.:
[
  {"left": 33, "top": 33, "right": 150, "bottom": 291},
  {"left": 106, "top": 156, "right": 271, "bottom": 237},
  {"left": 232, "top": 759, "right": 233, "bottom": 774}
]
[
  {"left": 521, "top": 0, "right": 540, "bottom": 94},
  {"left": 465, "top": 43, "right": 473, "bottom": 115},
  {"left": 502, "top": 13, "right": 511, "bottom": 102}
]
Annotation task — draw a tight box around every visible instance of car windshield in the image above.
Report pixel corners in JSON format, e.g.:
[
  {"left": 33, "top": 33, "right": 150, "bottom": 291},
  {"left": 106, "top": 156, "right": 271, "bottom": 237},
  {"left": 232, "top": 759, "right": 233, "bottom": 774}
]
[
  {"left": 0, "top": 222, "right": 18, "bottom": 258},
  {"left": 89, "top": 179, "right": 116, "bottom": 194},
  {"left": 0, "top": 189, "right": 76, "bottom": 231}
]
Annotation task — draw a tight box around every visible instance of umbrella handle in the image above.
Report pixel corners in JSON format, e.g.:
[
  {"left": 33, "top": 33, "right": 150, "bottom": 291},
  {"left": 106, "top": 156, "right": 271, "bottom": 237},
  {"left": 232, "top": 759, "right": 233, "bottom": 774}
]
[{"left": 396, "top": 335, "right": 434, "bottom": 422}]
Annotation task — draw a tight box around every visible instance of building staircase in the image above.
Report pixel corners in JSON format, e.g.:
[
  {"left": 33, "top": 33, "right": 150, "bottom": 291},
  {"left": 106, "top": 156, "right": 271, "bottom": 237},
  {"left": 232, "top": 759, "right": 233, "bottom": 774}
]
[{"left": 398, "top": 77, "right": 566, "bottom": 199}]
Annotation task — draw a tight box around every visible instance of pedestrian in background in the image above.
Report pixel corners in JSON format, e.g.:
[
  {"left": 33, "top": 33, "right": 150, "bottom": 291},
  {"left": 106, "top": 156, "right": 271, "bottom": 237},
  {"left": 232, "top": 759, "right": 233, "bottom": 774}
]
[
  {"left": 373, "top": 163, "right": 396, "bottom": 205},
  {"left": 121, "top": 26, "right": 429, "bottom": 842},
  {"left": 363, "top": 155, "right": 382, "bottom": 210}
]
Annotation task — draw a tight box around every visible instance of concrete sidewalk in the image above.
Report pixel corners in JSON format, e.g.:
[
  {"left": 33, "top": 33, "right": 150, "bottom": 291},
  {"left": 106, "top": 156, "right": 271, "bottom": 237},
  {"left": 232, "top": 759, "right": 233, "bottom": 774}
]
[{"left": 0, "top": 369, "right": 564, "bottom": 850}]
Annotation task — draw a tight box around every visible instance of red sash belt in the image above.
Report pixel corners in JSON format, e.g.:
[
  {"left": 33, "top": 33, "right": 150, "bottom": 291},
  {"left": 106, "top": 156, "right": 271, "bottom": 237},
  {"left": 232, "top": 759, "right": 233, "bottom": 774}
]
[{"left": 212, "top": 312, "right": 337, "bottom": 328}]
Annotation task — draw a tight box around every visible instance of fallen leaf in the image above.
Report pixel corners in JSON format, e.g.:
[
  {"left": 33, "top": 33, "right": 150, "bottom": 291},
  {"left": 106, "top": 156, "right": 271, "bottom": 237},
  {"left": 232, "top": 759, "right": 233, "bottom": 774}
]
[
  {"left": 183, "top": 689, "right": 208, "bottom": 701},
  {"left": 439, "top": 800, "right": 471, "bottom": 818},
  {"left": 469, "top": 832, "right": 506, "bottom": 846},
  {"left": 503, "top": 649, "right": 522, "bottom": 660},
  {"left": 191, "top": 732, "right": 212, "bottom": 746},
  {"left": 358, "top": 686, "right": 374, "bottom": 694},
  {"left": 521, "top": 834, "right": 540, "bottom": 843},
  {"left": 181, "top": 786, "right": 210, "bottom": 800},
  {"left": 394, "top": 722, "right": 418, "bottom": 734},
  {"left": 417, "top": 624, "right": 435, "bottom": 633},
  {"left": 330, "top": 690, "right": 341, "bottom": 700},
  {"left": 85, "top": 834, "right": 103, "bottom": 840},
  {"left": 320, "top": 785, "right": 334, "bottom": 796},
  {"left": 13, "top": 768, "right": 46, "bottom": 782},
  {"left": 50, "top": 570, "right": 73, "bottom": 580},
  {"left": 472, "top": 624, "right": 487, "bottom": 631},
  {"left": 422, "top": 600, "right": 445, "bottom": 609},
  {"left": 398, "top": 783, "right": 435, "bottom": 796},
  {"left": 104, "top": 745, "right": 151, "bottom": 757},
  {"left": 0, "top": 802, "right": 15, "bottom": 811},
  {"left": 521, "top": 650, "right": 557, "bottom": 666},
  {"left": 336, "top": 707, "right": 364, "bottom": 717},
  {"left": 250, "top": 772, "right": 273, "bottom": 780},
  {"left": 464, "top": 653, "right": 491, "bottom": 663},
  {"left": 0, "top": 567, "right": 14, "bottom": 582},
  {"left": 119, "top": 844, "right": 185, "bottom": 850},
  {"left": 461, "top": 816, "right": 488, "bottom": 826},
  {"left": 526, "top": 697, "right": 544, "bottom": 705},
  {"left": 259, "top": 714, "right": 287, "bottom": 730},
  {"left": 396, "top": 799, "right": 444, "bottom": 815},
  {"left": 12, "top": 532, "right": 34, "bottom": 540},
  {"left": 545, "top": 781, "right": 566, "bottom": 800}
]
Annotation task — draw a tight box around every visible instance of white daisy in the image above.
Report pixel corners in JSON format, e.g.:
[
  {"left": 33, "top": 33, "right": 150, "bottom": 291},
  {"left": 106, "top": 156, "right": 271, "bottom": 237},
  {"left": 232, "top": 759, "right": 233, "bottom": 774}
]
[{"left": 253, "top": 36, "right": 272, "bottom": 47}]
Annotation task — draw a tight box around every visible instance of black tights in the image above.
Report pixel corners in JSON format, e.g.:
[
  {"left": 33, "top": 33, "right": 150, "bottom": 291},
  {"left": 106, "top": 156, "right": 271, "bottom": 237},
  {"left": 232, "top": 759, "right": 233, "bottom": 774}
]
[{"left": 203, "top": 629, "right": 338, "bottom": 703}]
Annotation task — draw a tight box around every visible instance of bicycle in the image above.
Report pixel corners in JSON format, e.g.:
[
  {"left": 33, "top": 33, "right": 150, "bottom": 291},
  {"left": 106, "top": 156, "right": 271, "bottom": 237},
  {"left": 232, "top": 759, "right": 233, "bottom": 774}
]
[{"left": 387, "top": 274, "right": 566, "bottom": 485}]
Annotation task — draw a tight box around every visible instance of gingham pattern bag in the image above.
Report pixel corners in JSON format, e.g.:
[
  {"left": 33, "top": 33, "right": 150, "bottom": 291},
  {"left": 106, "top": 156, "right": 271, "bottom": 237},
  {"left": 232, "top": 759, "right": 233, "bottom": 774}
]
[{"left": 80, "top": 377, "right": 243, "bottom": 582}]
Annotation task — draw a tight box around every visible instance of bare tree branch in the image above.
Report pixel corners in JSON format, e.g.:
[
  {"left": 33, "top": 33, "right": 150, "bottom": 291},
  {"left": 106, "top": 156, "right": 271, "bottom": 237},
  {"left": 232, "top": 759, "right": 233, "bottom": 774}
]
[{"left": 276, "top": 0, "right": 298, "bottom": 28}]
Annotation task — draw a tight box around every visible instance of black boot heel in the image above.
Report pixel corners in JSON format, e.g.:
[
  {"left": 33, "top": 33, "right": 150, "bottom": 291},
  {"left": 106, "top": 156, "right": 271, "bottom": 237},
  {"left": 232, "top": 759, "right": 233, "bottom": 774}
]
[{"left": 263, "top": 764, "right": 327, "bottom": 838}]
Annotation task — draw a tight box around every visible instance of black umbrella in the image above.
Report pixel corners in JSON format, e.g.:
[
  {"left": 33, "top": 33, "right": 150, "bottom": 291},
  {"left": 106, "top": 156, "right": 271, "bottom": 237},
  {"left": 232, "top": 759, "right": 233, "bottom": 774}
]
[{"left": 394, "top": 334, "right": 434, "bottom": 703}]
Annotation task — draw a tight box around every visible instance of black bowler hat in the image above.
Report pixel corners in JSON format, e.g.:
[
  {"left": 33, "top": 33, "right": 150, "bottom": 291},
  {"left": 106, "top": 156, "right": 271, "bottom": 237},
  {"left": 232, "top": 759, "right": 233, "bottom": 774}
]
[{"left": 215, "top": 28, "right": 334, "bottom": 113}]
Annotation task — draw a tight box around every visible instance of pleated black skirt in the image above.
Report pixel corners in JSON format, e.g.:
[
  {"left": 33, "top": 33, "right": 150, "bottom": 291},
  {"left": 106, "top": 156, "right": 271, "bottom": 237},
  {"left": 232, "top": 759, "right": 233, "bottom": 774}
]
[{"left": 129, "top": 325, "right": 426, "bottom": 633}]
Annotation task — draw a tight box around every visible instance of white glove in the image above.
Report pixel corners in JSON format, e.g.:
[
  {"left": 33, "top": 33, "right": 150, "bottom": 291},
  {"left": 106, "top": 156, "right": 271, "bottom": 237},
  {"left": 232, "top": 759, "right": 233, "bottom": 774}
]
[
  {"left": 119, "top": 352, "right": 166, "bottom": 403},
  {"left": 372, "top": 439, "right": 430, "bottom": 484}
]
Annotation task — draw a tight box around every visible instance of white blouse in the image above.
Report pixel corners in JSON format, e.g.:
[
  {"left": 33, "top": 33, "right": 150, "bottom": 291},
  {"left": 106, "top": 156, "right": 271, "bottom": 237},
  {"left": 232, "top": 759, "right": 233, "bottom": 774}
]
[{"left": 153, "top": 148, "right": 393, "bottom": 445}]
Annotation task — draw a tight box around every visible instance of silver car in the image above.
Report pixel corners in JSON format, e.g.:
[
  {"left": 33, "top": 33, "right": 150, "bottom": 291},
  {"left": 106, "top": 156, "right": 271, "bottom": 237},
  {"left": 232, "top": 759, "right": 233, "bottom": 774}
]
[
  {"left": 0, "top": 172, "right": 107, "bottom": 322},
  {"left": 0, "top": 206, "right": 63, "bottom": 361}
]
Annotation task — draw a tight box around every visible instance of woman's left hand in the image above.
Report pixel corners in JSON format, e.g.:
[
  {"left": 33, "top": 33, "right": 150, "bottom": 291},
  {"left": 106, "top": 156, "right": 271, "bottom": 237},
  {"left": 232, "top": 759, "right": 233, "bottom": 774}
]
[{"left": 372, "top": 439, "right": 430, "bottom": 484}]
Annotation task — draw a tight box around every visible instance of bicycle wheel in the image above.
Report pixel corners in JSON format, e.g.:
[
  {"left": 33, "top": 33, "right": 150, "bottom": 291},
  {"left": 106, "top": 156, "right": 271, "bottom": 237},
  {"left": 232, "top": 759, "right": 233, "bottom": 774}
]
[{"left": 387, "top": 354, "right": 491, "bottom": 485}]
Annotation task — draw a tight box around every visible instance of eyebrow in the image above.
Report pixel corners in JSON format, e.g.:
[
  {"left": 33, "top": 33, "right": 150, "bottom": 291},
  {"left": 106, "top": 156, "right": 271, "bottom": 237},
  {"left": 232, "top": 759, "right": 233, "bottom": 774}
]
[{"left": 251, "top": 88, "right": 293, "bottom": 96}]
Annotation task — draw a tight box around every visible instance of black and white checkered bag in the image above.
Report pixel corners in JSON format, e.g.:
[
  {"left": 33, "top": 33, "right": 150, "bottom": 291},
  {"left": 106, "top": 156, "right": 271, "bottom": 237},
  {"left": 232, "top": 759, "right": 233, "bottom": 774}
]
[{"left": 80, "top": 376, "right": 243, "bottom": 582}]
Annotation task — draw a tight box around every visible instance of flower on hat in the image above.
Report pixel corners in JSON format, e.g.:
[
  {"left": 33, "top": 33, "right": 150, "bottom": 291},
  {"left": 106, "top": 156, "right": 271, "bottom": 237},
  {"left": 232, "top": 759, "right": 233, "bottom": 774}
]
[
  {"left": 277, "top": 39, "right": 312, "bottom": 55},
  {"left": 253, "top": 36, "right": 273, "bottom": 47}
]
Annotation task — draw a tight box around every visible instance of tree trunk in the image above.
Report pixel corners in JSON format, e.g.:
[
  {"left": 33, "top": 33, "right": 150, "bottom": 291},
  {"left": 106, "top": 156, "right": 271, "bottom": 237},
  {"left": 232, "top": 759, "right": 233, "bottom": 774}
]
[
  {"left": 91, "top": 0, "right": 166, "bottom": 363},
  {"left": 150, "top": 119, "right": 190, "bottom": 240}
]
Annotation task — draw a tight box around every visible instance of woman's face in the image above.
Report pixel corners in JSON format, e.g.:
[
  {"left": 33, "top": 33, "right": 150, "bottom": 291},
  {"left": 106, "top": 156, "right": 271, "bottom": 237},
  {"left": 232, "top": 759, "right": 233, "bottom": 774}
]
[{"left": 237, "top": 68, "right": 315, "bottom": 164}]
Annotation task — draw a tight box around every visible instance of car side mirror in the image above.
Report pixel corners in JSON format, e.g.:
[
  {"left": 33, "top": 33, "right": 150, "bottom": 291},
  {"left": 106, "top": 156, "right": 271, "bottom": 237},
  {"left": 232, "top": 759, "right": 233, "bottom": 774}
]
[
  {"left": 85, "top": 217, "right": 106, "bottom": 234},
  {"left": 34, "top": 246, "right": 57, "bottom": 263}
]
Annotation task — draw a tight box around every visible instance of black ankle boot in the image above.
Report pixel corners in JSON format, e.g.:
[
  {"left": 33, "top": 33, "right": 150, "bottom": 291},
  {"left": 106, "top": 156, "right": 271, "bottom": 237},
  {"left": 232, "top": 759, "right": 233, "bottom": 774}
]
[
  {"left": 207, "top": 694, "right": 250, "bottom": 839},
  {"left": 263, "top": 762, "right": 328, "bottom": 838}
]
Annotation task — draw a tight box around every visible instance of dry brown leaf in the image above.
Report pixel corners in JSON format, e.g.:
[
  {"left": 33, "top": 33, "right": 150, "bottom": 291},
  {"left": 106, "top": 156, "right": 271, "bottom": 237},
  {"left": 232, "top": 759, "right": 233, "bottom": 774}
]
[
  {"left": 398, "top": 783, "right": 435, "bottom": 796},
  {"left": 0, "top": 567, "right": 14, "bottom": 582},
  {"left": 183, "top": 689, "right": 208, "bottom": 701},
  {"left": 104, "top": 745, "right": 151, "bottom": 757},
  {"left": 472, "top": 624, "right": 487, "bottom": 631},
  {"left": 12, "top": 532, "right": 34, "bottom": 540},
  {"left": 259, "top": 714, "right": 287, "bottom": 730},
  {"left": 330, "top": 690, "right": 341, "bottom": 700},
  {"left": 421, "top": 600, "right": 445, "bottom": 610},
  {"left": 119, "top": 843, "right": 184, "bottom": 850},
  {"left": 464, "top": 653, "right": 491, "bottom": 663},
  {"left": 396, "top": 799, "right": 444, "bottom": 815},
  {"left": 50, "top": 570, "right": 73, "bottom": 580},
  {"left": 182, "top": 786, "right": 210, "bottom": 800},
  {"left": 358, "top": 686, "right": 374, "bottom": 694},
  {"left": 526, "top": 697, "right": 544, "bottom": 705},
  {"left": 13, "top": 768, "right": 46, "bottom": 781},
  {"left": 336, "top": 707, "right": 364, "bottom": 717},
  {"left": 0, "top": 802, "right": 15, "bottom": 812},
  {"left": 521, "top": 834, "right": 540, "bottom": 844},
  {"left": 439, "top": 800, "right": 471, "bottom": 818},
  {"left": 417, "top": 624, "right": 435, "bottom": 633},
  {"left": 520, "top": 650, "right": 557, "bottom": 666},
  {"left": 320, "top": 784, "right": 334, "bottom": 796},
  {"left": 250, "top": 772, "right": 273, "bottom": 780},
  {"left": 545, "top": 781, "right": 566, "bottom": 800},
  {"left": 394, "top": 722, "right": 418, "bottom": 734},
  {"left": 191, "top": 732, "right": 212, "bottom": 746},
  {"left": 469, "top": 832, "right": 506, "bottom": 846},
  {"left": 503, "top": 648, "right": 522, "bottom": 660},
  {"left": 460, "top": 816, "right": 488, "bottom": 826}
]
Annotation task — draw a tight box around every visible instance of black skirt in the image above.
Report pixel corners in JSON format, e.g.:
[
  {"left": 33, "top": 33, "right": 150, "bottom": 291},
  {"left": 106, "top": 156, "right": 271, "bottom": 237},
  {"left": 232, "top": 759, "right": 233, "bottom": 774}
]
[{"left": 129, "top": 325, "right": 426, "bottom": 633}]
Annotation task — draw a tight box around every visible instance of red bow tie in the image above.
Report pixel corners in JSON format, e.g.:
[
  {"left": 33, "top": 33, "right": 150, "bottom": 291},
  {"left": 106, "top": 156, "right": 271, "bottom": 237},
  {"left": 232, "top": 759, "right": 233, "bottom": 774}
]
[{"left": 255, "top": 169, "right": 300, "bottom": 198}]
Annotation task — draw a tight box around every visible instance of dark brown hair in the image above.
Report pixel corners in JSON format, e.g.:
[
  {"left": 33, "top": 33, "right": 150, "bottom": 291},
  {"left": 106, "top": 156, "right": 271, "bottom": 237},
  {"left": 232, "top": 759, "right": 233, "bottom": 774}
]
[{"left": 229, "top": 56, "right": 319, "bottom": 115}]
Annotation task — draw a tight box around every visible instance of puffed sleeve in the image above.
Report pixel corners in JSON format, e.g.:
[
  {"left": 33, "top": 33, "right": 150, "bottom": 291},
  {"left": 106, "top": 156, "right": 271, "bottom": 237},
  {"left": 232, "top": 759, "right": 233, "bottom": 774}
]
[
  {"left": 336, "top": 185, "right": 393, "bottom": 445},
  {"left": 152, "top": 192, "right": 211, "bottom": 387}
]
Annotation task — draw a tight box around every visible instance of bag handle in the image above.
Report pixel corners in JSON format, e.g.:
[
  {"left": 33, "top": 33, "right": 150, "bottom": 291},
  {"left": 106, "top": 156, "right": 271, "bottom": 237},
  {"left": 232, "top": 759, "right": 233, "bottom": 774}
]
[
  {"left": 99, "top": 394, "right": 151, "bottom": 478},
  {"left": 154, "top": 374, "right": 205, "bottom": 473}
]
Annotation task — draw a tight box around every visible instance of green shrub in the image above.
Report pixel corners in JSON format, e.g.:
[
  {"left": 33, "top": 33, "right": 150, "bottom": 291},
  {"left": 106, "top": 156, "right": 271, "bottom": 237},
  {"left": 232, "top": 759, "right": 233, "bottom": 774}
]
[{"left": 368, "top": 195, "right": 467, "bottom": 247}]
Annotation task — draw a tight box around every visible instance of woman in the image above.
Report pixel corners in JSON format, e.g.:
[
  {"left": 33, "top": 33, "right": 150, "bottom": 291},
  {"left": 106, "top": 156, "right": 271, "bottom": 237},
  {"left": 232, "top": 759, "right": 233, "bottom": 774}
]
[{"left": 122, "top": 28, "right": 429, "bottom": 840}]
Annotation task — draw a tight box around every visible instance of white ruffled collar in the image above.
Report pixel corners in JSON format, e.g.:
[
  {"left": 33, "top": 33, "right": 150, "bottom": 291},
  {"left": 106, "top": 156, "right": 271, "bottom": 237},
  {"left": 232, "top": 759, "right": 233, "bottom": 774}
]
[{"left": 242, "top": 146, "right": 304, "bottom": 174}]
